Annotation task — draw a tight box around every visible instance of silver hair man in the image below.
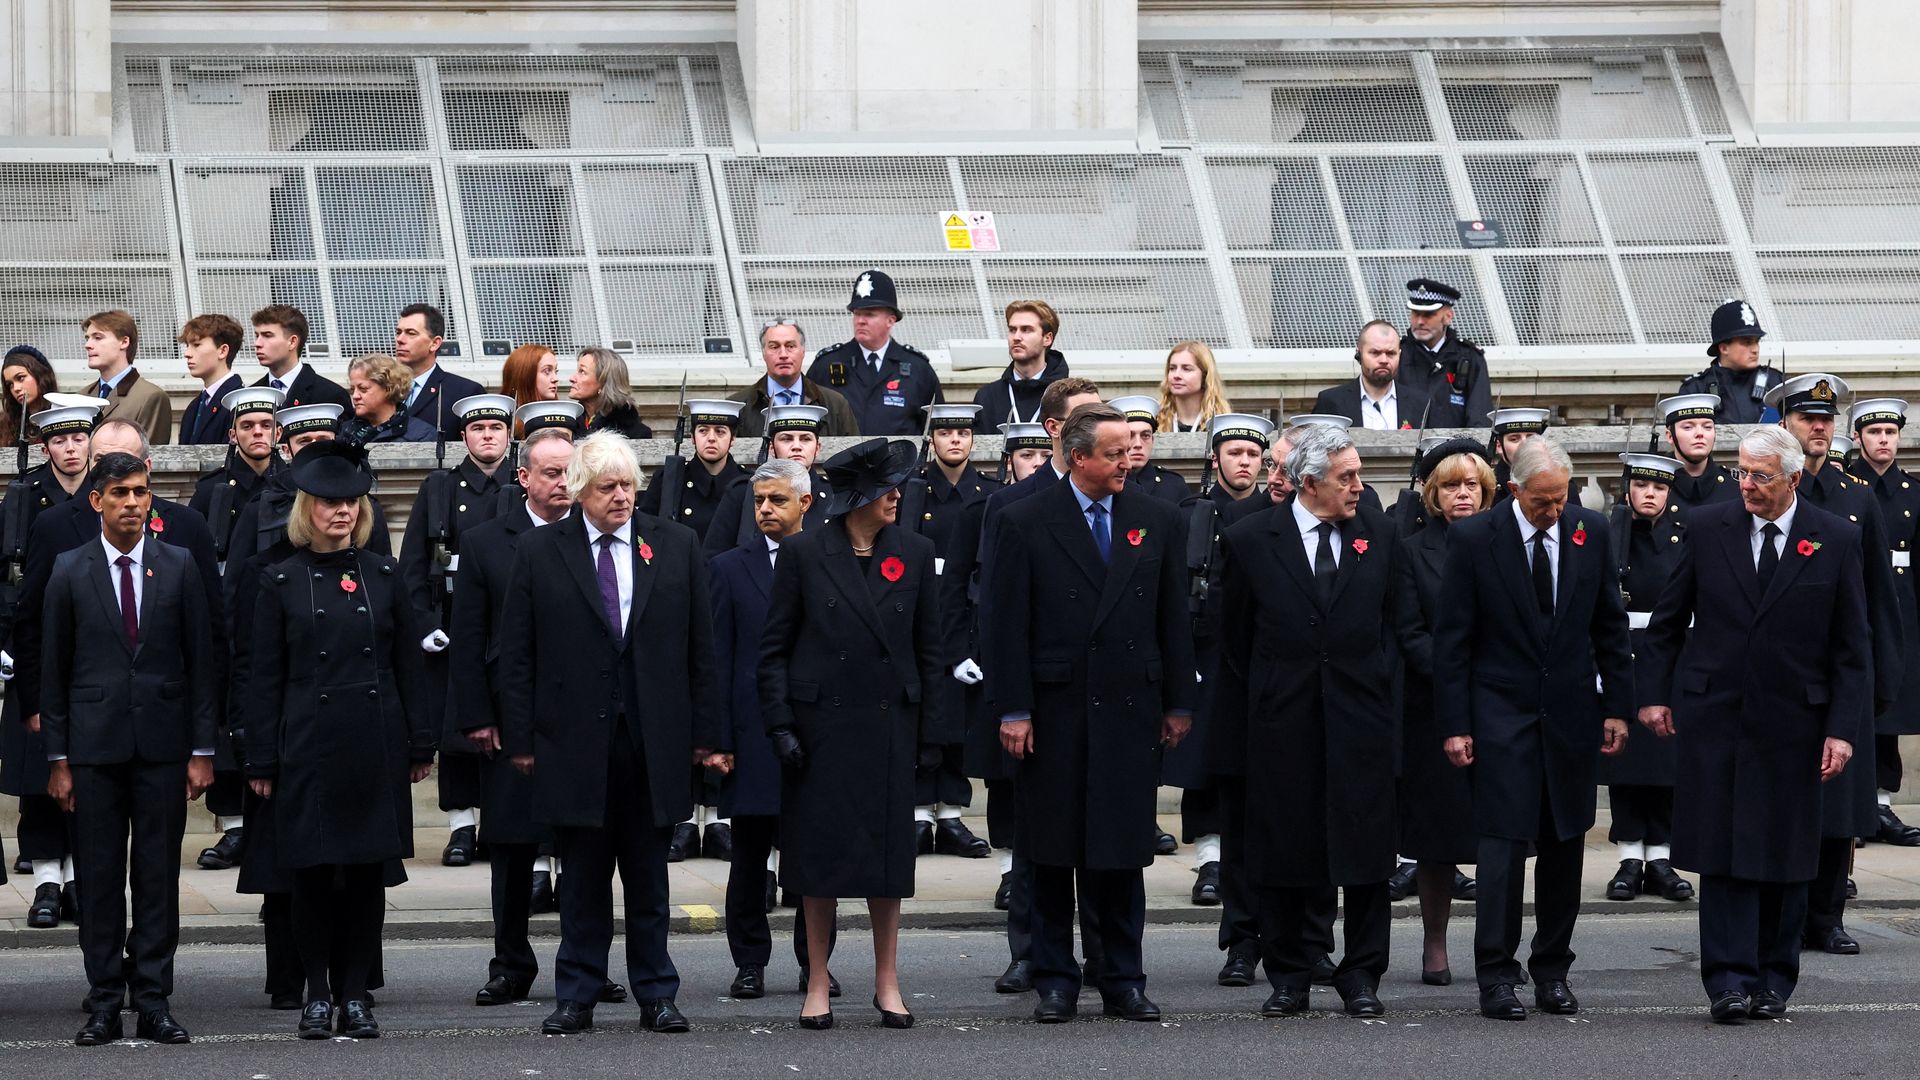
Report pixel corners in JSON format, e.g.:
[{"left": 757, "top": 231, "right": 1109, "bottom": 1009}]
[
  {"left": 751, "top": 457, "right": 811, "bottom": 499},
  {"left": 1285, "top": 422, "right": 1357, "bottom": 487},
  {"left": 1739, "top": 425, "right": 1807, "bottom": 477},
  {"left": 1510, "top": 435, "right": 1574, "bottom": 488}
]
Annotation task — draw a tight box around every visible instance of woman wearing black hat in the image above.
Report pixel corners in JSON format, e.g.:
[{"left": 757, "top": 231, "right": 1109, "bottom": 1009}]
[
  {"left": 1392, "top": 438, "right": 1495, "bottom": 986},
  {"left": 759, "top": 437, "right": 946, "bottom": 1030},
  {"left": 0, "top": 345, "right": 59, "bottom": 446},
  {"left": 245, "top": 441, "right": 435, "bottom": 1040}
]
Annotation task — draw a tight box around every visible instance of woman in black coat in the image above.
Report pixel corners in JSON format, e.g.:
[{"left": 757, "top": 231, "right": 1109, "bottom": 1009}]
[
  {"left": 1392, "top": 439, "right": 1495, "bottom": 986},
  {"left": 759, "top": 438, "right": 945, "bottom": 1030},
  {"left": 246, "top": 441, "right": 434, "bottom": 1040},
  {"left": 571, "top": 346, "right": 654, "bottom": 439}
]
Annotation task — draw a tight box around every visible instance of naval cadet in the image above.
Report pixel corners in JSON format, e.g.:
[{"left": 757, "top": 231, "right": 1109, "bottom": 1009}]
[
  {"left": 638, "top": 398, "right": 750, "bottom": 545},
  {"left": 1111, "top": 395, "right": 1193, "bottom": 507},
  {"left": 1659, "top": 394, "right": 1740, "bottom": 508},
  {"left": 1676, "top": 300, "right": 1782, "bottom": 426},
  {"left": 703, "top": 404, "right": 832, "bottom": 560},
  {"left": 805, "top": 270, "right": 945, "bottom": 437},
  {"left": 1845, "top": 399, "right": 1920, "bottom": 846},
  {"left": 1402, "top": 279, "right": 1495, "bottom": 429},
  {"left": 1486, "top": 408, "right": 1552, "bottom": 497}
]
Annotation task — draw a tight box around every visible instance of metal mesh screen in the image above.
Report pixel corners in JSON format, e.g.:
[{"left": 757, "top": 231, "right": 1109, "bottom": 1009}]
[
  {"left": 124, "top": 57, "right": 169, "bottom": 154},
  {"left": 194, "top": 268, "right": 329, "bottom": 344},
  {"left": 0, "top": 164, "right": 174, "bottom": 261},
  {"left": 469, "top": 267, "right": 598, "bottom": 354},
  {"left": 328, "top": 268, "right": 463, "bottom": 356},
  {"left": 1757, "top": 252, "right": 1920, "bottom": 341},
  {"left": 179, "top": 166, "right": 314, "bottom": 261},
  {"left": 1331, "top": 156, "right": 1458, "bottom": 249},
  {"left": 1208, "top": 158, "right": 1343, "bottom": 250},
  {"left": 1618, "top": 253, "right": 1742, "bottom": 343},
  {"left": 0, "top": 270, "right": 181, "bottom": 366},
  {"left": 455, "top": 164, "right": 585, "bottom": 259},
  {"left": 315, "top": 166, "right": 444, "bottom": 260},
  {"left": 603, "top": 265, "right": 733, "bottom": 354},
  {"left": 1174, "top": 51, "right": 1432, "bottom": 145},
  {"left": 1232, "top": 257, "right": 1363, "bottom": 347},
  {"left": 1463, "top": 154, "right": 1600, "bottom": 247},
  {"left": 1496, "top": 255, "right": 1634, "bottom": 345},
  {"left": 580, "top": 163, "right": 715, "bottom": 257},
  {"left": 1723, "top": 147, "right": 1920, "bottom": 246},
  {"left": 956, "top": 157, "right": 1204, "bottom": 252},
  {"left": 1139, "top": 55, "right": 1190, "bottom": 143},
  {"left": 1587, "top": 152, "right": 1725, "bottom": 245},
  {"left": 438, "top": 55, "right": 703, "bottom": 152},
  {"left": 984, "top": 259, "right": 1229, "bottom": 350},
  {"left": 1357, "top": 256, "right": 1492, "bottom": 342},
  {"left": 155, "top": 56, "right": 427, "bottom": 154},
  {"left": 723, "top": 158, "right": 956, "bottom": 257},
  {"left": 1437, "top": 49, "right": 1699, "bottom": 141},
  {"left": 741, "top": 260, "right": 984, "bottom": 350}
]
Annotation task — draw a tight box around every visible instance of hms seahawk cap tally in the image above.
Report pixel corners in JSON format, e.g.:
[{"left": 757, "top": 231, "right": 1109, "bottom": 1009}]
[
  {"left": 922, "top": 402, "right": 981, "bottom": 429},
  {"left": 1106, "top": 396, "right": 1160, "bottom": 426}
]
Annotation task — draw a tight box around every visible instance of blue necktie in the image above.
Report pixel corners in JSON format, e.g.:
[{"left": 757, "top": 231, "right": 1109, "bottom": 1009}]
[
  {"left": 1089, "top": 502, "right": 1111, "bottom": 564},
  {"left": 596, "top": 535, "right": 623, "bottom": 643}
]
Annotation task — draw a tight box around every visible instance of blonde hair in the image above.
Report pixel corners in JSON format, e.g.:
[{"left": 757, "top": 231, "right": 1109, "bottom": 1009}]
[
  {"left": 287, "top": 490, "right": 375, "bottom": 550},
  {"left": 1421, "top": 452, "right": 1497, "bottom": 519},
  {"left": 1156, "top": 340, "right": 1231, "bottom": 431},
  {"left": 347, "top": 353, "right": 412, "bottom": 407},
  {"left": 566, "top": 430, "right": 640, "bottom": 501}
]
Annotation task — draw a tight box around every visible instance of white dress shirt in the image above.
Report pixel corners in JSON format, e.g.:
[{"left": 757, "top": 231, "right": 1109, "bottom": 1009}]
[
  {"left": 525, "top": 502, "right": 557, "bottom": 530},
  {"left": 766, "top": 376, "right": 803, "bottom": 406},
  {"left": 102, "top": 534, "right": 146, "bottom": 618},
  {"left": 267, "top": 361, "right": 306, "bottom": 392},
  {"left": 1359, "top": 379, "right": 1399, "bottom": 431},
  {"left": 584, "top": 517, "right": 634, "bottom": 630},
  {"left": 1751, "top": 497, "right": 1799, "bottom": 567},
  {"left": 1292, "top": 498, "right": 1341, "bottom": 572},
  {"left": 766, "top": 534, "right": 782, "bottom": 570},
  {"left": 1513, "top": 498, "right": 1560, "bottom": 597}
]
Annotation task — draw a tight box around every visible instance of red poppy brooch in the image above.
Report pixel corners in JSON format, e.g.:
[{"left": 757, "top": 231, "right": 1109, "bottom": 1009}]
[
  {"left": 1571, "top": 523, "right": 1587, "bottom": 547},
  {"left": 340, "top": 573, "right": 358, "bottom": 594},
  {"left": 880, "top": 556, "right": 905, "bottom": 582},
  {"left": 638, "top": 538, "right": 654, "bottom": 565},
  {"left": 147, "top": 511, "right": 165, "bottom": 534},
  {"left": 1797, "top": 539, "right": 1820, "bottom": 556},
  {"left": 1351, "top": 537, "right": 1369, "bottom": 555},
  {"left": 1127, "top": 528, "right": 1146, "bottom": 547}
]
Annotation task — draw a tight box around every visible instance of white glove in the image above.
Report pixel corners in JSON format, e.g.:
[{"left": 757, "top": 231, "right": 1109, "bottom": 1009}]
[
  {"left": 0, "top": 649, "right": 12, "bottom": 682},
  {"left": 952, "top": 658, "right": 984, "bottom": 685},
  {"left": 421, "top": 629, "right": 450, "bottom": 654}
]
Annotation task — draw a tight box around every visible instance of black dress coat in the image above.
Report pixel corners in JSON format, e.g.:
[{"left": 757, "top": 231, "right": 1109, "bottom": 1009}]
[
  {"left": 1162, "top": 483, "right": 1244, "bottom": 791},
  {"left": 1433, "top": 503, "right": 1636, "bottom": 843},
  {"left": 190, "top": 455, "right": 283, "bottom": 560},
  {"left": 986, "top": 482, "right": 1197, "bottom": 870},
  {"left": 1847, "top": 458, "right": 1920, "bottom": 736},
  {"left": 254, "top": 365, "right": 351, "bottom": 410},
  {"left": 1400, "top": 328, "right": 1494, "bottom": 429},
  {"left": 583, "top": 402, "right": 653, "bottom": 441},
  {"left": 638, "top": 457, "right": 749, "bottom": 544},
  {"left": 945, "top": 496, "right": 1008, "bottom": 781},
  {"left": 398, "top": 458, "right": 506, "bottom": 758},
  {"left": 1127, "top": 462, "right": 1191, "bottom": 507},
  {"left": 757, "top": 520, "right": 946, "bottom": 897},
  {"left": 1639, "top": 499, "right": 1871, "bottom": 881},
  {"left": 406, "top": 364, "right": 487, "bottom": 440},
  {"left": 497, "top": 511, "right": 721, "bottom": 829},
  {"left": 1596, "top": 504, "right": 1686, "bottom": 788},
  {"left": 709, "top": 540, "right": 784, "bottom": 820},
  {"left": 1392, "top": 515, "right": 1480, "bottom": 864},
  {"left": 178, "top": 373, "right": 246, "bottom": 445},
  {"left": 246, "top": 547, "right": 434, "bottom": 867},
  {"left": 1670, "top": 461, "right": 1740, "bottom": 509},
  {"left": 1213, "top": 502, "right": 1418, "bottom": 887}
]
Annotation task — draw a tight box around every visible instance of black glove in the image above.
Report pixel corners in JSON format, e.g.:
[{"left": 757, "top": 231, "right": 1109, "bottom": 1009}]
[
  {"left": 916, "top": 744, "right": 944, "bottom": 771},
  {"left": 769, "top": 728, "right": 805, "bottom": 770}
]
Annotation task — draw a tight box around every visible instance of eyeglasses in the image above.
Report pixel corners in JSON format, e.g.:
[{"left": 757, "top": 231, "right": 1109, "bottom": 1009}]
[
  {"left": 1727, "top": 467, "right": 1781, "bottom": 485},
  {"left": 761, "top": 319, "right": 799, "bottom": 330}
]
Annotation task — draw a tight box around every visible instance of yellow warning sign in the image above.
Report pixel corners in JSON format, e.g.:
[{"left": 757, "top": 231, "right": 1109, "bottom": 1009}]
[
  {"left": 940, "top": 210, "right": 999, "bottom": 252},
  {"left": 944, "top": 214, "right": 966, "bottom": 228}
]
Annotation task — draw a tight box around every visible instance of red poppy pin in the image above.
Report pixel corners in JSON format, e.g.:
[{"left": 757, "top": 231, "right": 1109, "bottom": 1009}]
[
  {"left": 1571, "top": 523, "right": 1587, "bottom": 547},
  {"left": 1797, "top": 539, "right": 1821, "bottom": 556},
  {"left": 638, "top": 538, "right": 654, "bottom": 565},
  {"left": 1127, "top": 528, "right": 1146, "bottom": 547},
  {"left": 147, "top": 511, "right": 165, "bottom": 534},
  {"left": 340, "top": 573, "right": 357, "bottom": 594},
  {"left": 880, "top": 556, "right": 905, "bottom": 582},
  {"left": 886, "top": 379, "right": 901, "bottom": 391},
  {"left": 1351, "top": 537, "right": 1369, "bottom": 555},
  {"left": 144, "top": 567, "right": 153, "bottom": 578}
]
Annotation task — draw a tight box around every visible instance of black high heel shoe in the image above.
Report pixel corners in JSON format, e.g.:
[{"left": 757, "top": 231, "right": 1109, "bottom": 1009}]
[
  {"left": 798, "top": 1010, "right": 834, "bottom": 1030},
  {"left": 873, "top": 995, "right": 914, "bottom": 1029}
]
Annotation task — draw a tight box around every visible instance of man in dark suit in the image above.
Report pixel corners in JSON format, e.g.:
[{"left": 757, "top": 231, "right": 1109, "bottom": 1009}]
[
  {"left": 703, "top": 404, "right": 833, "bottom": 559},
  {"left": 1639, "top": 426, "right": 1870, "bottom": 1021},
  {"left": 499, "top": 432, "right": 723, "bottom": 1036},
  {"left": 42, "top": 452, "right": 217, "bottom": 1046},
  {"left": 988, "top": 402, "right": 1197, "bottom": 1024},
  {"left": 1213, "top": 423, "right": 1419, "bottom": 1018},
  {"left": 1433, "top": 435, "right": 1635, "bottom": 1021},
  {"left": 1846, "top": 398, "right": 1920, "bottom": 846},
  {"left": 805, "top": 270, "right": 944, "bottom": 436},
  {"left": 176, "top": 314, "right": 247, "bottom": 446},
  {"left": 394, "top": 303, "right": 486, "bottom": 440},
  {"left": 1311, "top": 321, "right": 1418, "bottom": 431},
  {"left": 249, "top": 305, "right": 351, "bottom": 410}
]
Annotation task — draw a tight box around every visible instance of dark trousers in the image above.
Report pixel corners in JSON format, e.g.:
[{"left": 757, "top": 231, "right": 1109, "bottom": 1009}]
[
  {"left": 985, "top": 779, "right": 1016, "bottom": 849},
  {"left": 1029, "top": 865, "right": 1143, "bottom": 997},
  {"left": 1214, "top": 776, "right": 1261, "bottom": 959},
  {"left": 1179, "top": 786, "right": 1223, "bottom": 842},
  {"left": 1804, "top": 836, "right": 1853, "bottom": 933},
  {"left": 998, "top": 785, "right": 1104, "bottom": 971},
  {"left": 1256, "top": 882, "right": 1389, "bottom": 993},
  {"left": 1475, "top": 831, "right": 1584, "bottom": 989},
  {"left": 438, "top": 751, "right": 484, "bottom": 812},
  {"left": 1606, "top": 785, "right": 1673, "bottom": 846},
  {"left": 1876, "top": 734, "right": 1903, "bottom": 793},
  {"left": 914, "top": 746, "right": 973, "bottom": 807},
  {"left": 686, "top": 764, "right": 723, "bottom": 815},
  {"left": 553, "top": 732, "right": 677, "bottom": 1005},
  {"left": 17, "top": 791, "right": 71, "bottom": 862},
  {"left": 205, "top": 769, "right": 245, "bottom": 818},
  {"left": 291, "top": 862, "right": 384, "bottom": 1004},
  {"left": 489, "top": 841, "right": 539, "bottom": 983},
  {"left": 725, "top": 815, "right": 830, "bottom": 970},
  {"left": 261, "top": 892, "right": 301, "bottom": 999},
  {"left": 70, "top": 758, "right": 188, "bottom": 1011},
  {"left": 1698, "top": 875, "right": 1807, "bottom": 999}
]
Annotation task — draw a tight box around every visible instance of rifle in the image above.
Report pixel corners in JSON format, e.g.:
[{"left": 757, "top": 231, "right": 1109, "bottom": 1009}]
[
  {"left": 656, "top": 371, "right": 690, "bottom": 522},
  {"left": 425, "top": 387, "right": 455, "bottom": 609},
  {"left": 1408, "top": 383, "right": 1439, "bottom": 489},
  {"left": 895, "top": 409, "right": 934, "bottom": 535},
  {"left": 0, "top": 396, "right": 29, "bottom": 614},
  {"left": 206, "top": 442, "right": 239, "bottom": 566}
]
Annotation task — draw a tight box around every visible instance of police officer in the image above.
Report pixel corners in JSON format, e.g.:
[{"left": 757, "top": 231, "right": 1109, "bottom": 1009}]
[
  {"left": 1845, "top": 399, "right": 1920, "bottom": 846},
  {"left": 399, "top": 393, "right": 516, "bottom": 868},
  {"left": 638, "top": 399, "right": 750, "bottom": 545},
  {"left": 1402, "top": 278, "right": 1495, "bottom": 429},
  {"left": 806, "top": 270, "right": 945, "bottom": 436},
  {"left": 1600, "top": 453, "right": 1694, "bottom": 902},
  {"left": 1111, "top": 395, "right": 1193, "bottom": 506},
  {"left": 704, "top": 404, "right": 834, "bottom": 560},
  {"left": 1676, "top": 300, "right": 1782, "bottom": 425},
  {"left": 899, "top": 403, "right": 994, "bottom": 857},
  {"left": 1487, "top": 408, "right": 1552, "bottom": 497},
  {"left": 1658, "top": 394, "right": 1739, "bottom": 508}
]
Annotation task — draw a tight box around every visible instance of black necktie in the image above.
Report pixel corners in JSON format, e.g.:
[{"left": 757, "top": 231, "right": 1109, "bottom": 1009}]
[
  {"left": 1757, "top": 522, "right": 1781, "bottom": 592},
  {"left": 1314, "top": 522, "right": 1337, "bottom": 602},
  {"left": 1531, "top": 529, "right": 1554, "bottom": 619}
]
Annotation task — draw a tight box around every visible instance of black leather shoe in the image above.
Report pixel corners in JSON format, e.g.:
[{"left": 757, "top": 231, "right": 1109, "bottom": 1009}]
[
  {"left": 639, "top": 998, "right": 690, "bottom": 1033},
  {"left": 1876, "top": 805, "right": 1920, "bottom": 846},
  {"left": 730, "top": 966, "right": 766, "bottom": 999},
  {"left": 1386, "top": 860, "right": 1418, "bottom": 901},
  {"left": 27, "top": 882, "right": 61, "bottom": 929},
  {"left": 1534, "top": 979, "right": 1579, "bottom": 1015},
  {"left": 11, "top": 854, "right": 28, "bottom": 875},
  {"left": 298, "top": 1000, "right": 335, "bottom": 1039},
  {"left": 994, "top": 871, "right": 1013, "bottom": 911},
  {"left": 1643, "top": 859, "right": 1695, "bottom": 901},
  {"left": 1845, "top": 877, "right": 1858, "bottom": 899},
  {"left": 915, "top": 820, "right": 935, "bottom": 855},
  {"left": 764, "top": 870, "right": 778, "bottom": 914},
  {"left": 1216, "top": 953, "right": 1257, "bottom": 987},
  {"left": 1709, "top": 990, "right": 1750, "bottom": 1024},
  {"left": 599, "top": 981, "right": 628, "bottom": 1004},
  {"left": 1260, "top": 987, "right": 1308, "bottom": 1017},
  {"left": 61, "top": 880, "right": 79, "bottom": 923},
  {"left": 1032, "top": 989, "right": 1077, "bottom": 1023},
  {"left": 798, "top": 1010, "right": 833, "bottom": 1030},
  {"left": 530, "top": 871, "right": 557, "bottom": 915},
  {"left": 797, "top": 969, "right": 843, "bottom": 997},
  {"left": 666, "top": 822, "right": 699, "bottom": 863},
  {"left": 75, "top": 1009, "right": 122, "bottom": 1046},
  {"left": 1341, "top": 987, "right": 1384, "bottom": 1018},
  {"left": 475, "top": 975, "right": 531, "bottom": 1006},
  {"left": 1451, "top": 870, "right": 1478, "bottom": 901},
  {"left": 1422, "top": 967, "right": 1452, "bottom": 986},
  {"left": 540, "top": 1000, "right": 594, "bottom": 1034},
  {"left": 995, "top": 960, "right": 1033, "bottom": 994},
  {"left": 1309, "top": 954, "right": 1336, "bottom": 986},
  {"left": 1154, "top": 830, "right": 1178, "bottom": 856},
  {"left": 339, "top": 999, "right": 379, "bottom": 1039},
  {"left": 270, "top": 992, "right": 303, "bottom": 1011},
  {"left": 1605, "top": 859, "right": 1644, "bottom": 901},
  {"left": 1191, "top": 861, "right": 1221, "bottom": 906},
  {"left": 1101, "top": 988, "right": 1160, "bottom": 1022},
  {"left": 1749, "top": 989, "right": 1788, "bottom": 1019},
  {"left": 703, "top": 823, "right": 734, "bottom": 862},
  {"left": 873, "top": 995, "right": 914, "bottom": 1029},
  {"left": 934, "top": 817, "right": 991, "bottom": 858},
  {"left": 442, "top": 825, "right": 477, "bottom": 867},
  {"left": 1806, "top": 926, "right": 1861, "bottom": 955},
  {"left": 1479, "top": 983, "right": 1527, "bottom": 1021},
  {"left": 197, "top": 828, "right": 245, "bottom": 870}
]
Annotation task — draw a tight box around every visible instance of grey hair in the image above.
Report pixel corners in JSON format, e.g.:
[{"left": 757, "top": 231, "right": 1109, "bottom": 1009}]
[
  {"left": 91, "top": 416, "right": 152, "bottom": 460},
  {"left": 1509, "top": 435, "right": 1573, "bottom": 487},
  {"left": 758, "top": 319, "right": 807, "bottom": 349},
  {"left": 751, "top": 457, "right": 810, "bottom": 500},
  {"left": 1744, "top": 425, "right": 1807, "bottom": 476},
  {"left": 1285, "top": 423, "right": 1355, "bottom": 487},
  {"left": 565, "top": 430, "right": 639, "bottom": 500}
]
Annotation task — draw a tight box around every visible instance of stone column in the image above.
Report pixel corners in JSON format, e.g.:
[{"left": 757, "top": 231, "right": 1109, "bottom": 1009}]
[
  {"left": 1723, "top": 0, "right": 1920, "bottom": 127},
  {"left": 1, "top": 0, "right": 112, "bottom": 144}
]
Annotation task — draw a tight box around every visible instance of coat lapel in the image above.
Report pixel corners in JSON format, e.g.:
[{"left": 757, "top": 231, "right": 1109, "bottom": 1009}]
[
  {"left": 1330, "top": 513, "right": 1368, "bottom": 607},
  {"left": 1042, "top": 483, "right": 1108, "bottom": 590},
  {"left": 819, "top": 521, "right": 889, "bottom": 644},
  {"left": 1756, "top": 506, "right": 1818, "bottom": 617},
  {"left": 1269, "top": 506, "right": 1318, "bottom": 605},
  {"left": 1552, "top": 512, "right": 1582, "bottom": 627},
  {"left": 1718, "top": 508, "right": 1762, "bottom": 609},
  {"left": 555, "top": 515, "right": 615, "bottom": 639},
  {"left": 749, "top": 541, "right": 774, "bottom": 600},
  {"left": 625, "top": 522, "right": 658, "bottom": 637},
  {"left": 1091, "top": 492, "right": 1145, "bottom": 630},
  {"left": 1490, "top": 505, "right": 1543, "bottom": 637},
  {"left": 87, "top": 544, "right": 132, "bottom": 659}
]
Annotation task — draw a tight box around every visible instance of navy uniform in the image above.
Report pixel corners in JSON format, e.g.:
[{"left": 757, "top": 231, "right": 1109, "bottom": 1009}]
[
  {"left": 1765, "top": 374, "right": 1901, "bottom": 956},
  {"left": 1487, "top": 408, "right": 1553, "bottom": 499},
  {"left": 1401, "top": 278, "right": 1495, "bottom": 429},
  {"left": 704, "top": 405, "right": 833, "bottom": 560},
  {"left": 805, "top": 270, "right": 945, "bottom": 436},
  {"left": 1845, "top": 399, "right": 1920, "bottom": 846},
  {"left": 1599, "top": 454, "right": 1694, "bottom": 902},
  {"left": 638, "top": 399, "right": 751, "bottom": 546},
  {"left": 493, "top": 400, "right": 586, "bottom": 514},
  {"left": 1658, "top": 394, "right": 1740, "bottom": 509},
  {"left": 1112, "top": 396, "right": 1193, "bottom": 507},
  {"left": 1675, "top": 300, "right": 1783, "bottom": 426}
]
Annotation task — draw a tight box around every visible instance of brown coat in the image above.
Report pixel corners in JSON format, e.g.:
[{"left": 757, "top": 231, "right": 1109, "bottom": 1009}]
[
  {"left": 86, "top": 368, "right": 174, "bottom": 445},
  {"left": 729, "top": 377, "right": 860, "bottom": 438}
]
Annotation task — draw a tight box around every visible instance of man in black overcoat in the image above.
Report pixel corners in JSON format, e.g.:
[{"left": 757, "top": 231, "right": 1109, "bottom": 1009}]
[
  {"left": 1846, "top": 398, "right": 1920, "bottom": 845},
  {"left": 1433, "top": 434, "right": 1635, "bottom": 1021},
  {"left": 498, "top": 431, "right": 722, "bottom": 1036},
  {"left": 987, "top": 402, "right": 1197, "bottom": 1024},
  {"left": 1638, "top": 426, "right": 1870, "bottom": 1022}
]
